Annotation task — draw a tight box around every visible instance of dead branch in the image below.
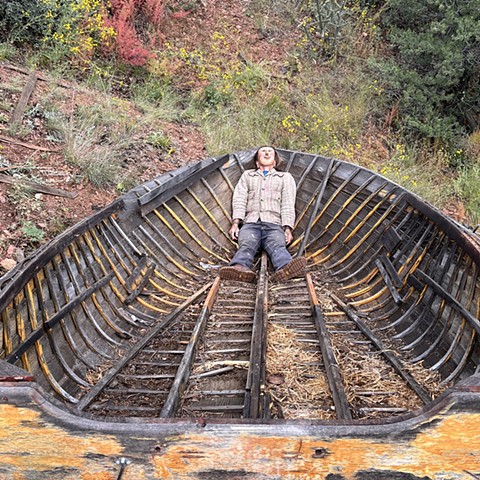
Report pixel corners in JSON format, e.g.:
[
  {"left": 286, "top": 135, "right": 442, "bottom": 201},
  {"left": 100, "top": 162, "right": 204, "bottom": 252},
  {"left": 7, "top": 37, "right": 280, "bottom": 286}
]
[
  {"left": 0, "top": 135, "right": 63, "bottom": 152},
  {"left": 3, "top": 63, "right": 71, "bottom": 88},
  {"left": 0, "top": 173, "right": 77, "bottom": 198},
  {"left": 0, "top": 165, "right": 24, "bottom": 173}
]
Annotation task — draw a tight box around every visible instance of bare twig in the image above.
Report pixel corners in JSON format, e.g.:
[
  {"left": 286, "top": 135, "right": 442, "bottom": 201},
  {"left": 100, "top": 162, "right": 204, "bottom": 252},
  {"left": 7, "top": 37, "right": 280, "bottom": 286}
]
[{"left": 0, "top": 135, "right": 63, "bottom": 152}]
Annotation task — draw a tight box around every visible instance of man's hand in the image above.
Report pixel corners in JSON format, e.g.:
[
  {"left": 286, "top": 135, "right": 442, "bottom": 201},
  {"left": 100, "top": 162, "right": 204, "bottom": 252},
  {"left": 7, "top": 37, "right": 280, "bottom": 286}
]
[
  {"left": 284, "top": 226, "right": 293, "bottom": 245},
  {"left": 229, "top": 221, "right": 240, "bottom": 240}
]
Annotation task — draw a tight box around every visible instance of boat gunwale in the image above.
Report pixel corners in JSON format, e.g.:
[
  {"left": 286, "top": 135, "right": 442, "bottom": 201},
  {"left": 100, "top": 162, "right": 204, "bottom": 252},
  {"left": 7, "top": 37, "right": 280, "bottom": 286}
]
[
  {"left": 2, "top": 375, "right": 480, "bottom": 433},
  {"left": 0, "top": 199, "right": 125, "bottom": 314}
]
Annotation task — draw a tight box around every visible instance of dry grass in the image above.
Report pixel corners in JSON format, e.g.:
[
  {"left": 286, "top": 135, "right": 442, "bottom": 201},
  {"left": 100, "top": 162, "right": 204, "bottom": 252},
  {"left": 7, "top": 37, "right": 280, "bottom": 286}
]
[
  {"left": 265, "top": 322, "right": 335, "bottom": 419},
  {"left": 266, "top": 280, "right": 449, "bottom": 421}
]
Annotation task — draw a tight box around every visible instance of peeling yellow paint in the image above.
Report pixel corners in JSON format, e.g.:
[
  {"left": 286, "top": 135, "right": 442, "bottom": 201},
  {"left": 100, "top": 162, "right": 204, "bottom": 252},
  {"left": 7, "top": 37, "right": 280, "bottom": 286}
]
[
  {"left": 81, "top": 474, "right": 114, "bottom": 480},
  {"left": 153, "top": 414, "right": 480, "bottom": 479},
  {"left": 0, "top": 403, "right": 479, "bottom": 479},
  {"left": 0, "top": 405, "right": 122, "bottom": 471}
]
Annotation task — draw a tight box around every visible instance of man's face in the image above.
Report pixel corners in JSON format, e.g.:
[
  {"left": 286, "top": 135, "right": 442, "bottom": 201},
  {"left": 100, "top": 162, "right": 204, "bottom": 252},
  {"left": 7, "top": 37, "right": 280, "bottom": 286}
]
[{"left": 256, "top": 147, "right": 276, "bottom": 168}]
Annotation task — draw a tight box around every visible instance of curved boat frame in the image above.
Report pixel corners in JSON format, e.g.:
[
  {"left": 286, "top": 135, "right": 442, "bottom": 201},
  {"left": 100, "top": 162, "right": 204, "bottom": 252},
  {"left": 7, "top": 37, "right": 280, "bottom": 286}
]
[{"left": 1, "top": 148, "right": 480, "bottom": 479}]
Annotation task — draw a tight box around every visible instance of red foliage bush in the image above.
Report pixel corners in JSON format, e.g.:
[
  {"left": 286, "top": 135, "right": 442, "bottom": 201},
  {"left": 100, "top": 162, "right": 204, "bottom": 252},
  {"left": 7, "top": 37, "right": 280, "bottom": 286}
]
[{"left": 106, "top": 0, "right": 165, "bottom": 66}]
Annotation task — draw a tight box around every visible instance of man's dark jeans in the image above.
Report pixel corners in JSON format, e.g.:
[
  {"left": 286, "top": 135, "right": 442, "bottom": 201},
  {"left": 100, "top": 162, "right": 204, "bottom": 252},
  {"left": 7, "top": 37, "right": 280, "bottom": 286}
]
[{"left": 230, "top": 222, "right": 292, "bottom": 271}]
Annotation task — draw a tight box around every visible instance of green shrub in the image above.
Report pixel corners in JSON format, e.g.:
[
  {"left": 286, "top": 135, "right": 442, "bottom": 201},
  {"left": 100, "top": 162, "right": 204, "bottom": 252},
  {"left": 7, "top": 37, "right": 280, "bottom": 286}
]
[
  {"left": 297, "top": 0, "right": 349, "bottom": 58},
  {"left": 372, "top": 0, "right": 480, "bottom": 143},
  {"left": 0, "top": 42, "right": 17, "bottom": 61},
  {"left": 454, "top": 163, "right": 480, "bottom": 224},
  {"left": 0, "top": 0, "right": 50, "bottom": 45},
  {"left": 145, "top": 131, "right": 173, "bottom": 152},
  {"left": 0, "top": 0, "right": 115, "bottom": 67},
  {"left": 21, "top": 221, "right": 45, "bottom": 244}
]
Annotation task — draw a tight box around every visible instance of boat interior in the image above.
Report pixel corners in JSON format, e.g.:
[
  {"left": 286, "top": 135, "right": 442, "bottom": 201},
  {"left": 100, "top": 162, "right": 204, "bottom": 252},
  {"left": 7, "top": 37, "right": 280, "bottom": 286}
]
[{"left": 1, "top": 148, "right": 480, "bottom": 424}]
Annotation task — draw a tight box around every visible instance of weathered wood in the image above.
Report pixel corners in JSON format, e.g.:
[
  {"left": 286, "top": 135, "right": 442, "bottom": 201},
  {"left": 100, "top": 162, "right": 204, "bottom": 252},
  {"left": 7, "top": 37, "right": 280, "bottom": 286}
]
[
  {"left": 0, "top": 199, "right": 124, "bottom": 310},
  {"left": 244, "top": 252, "right": 268, "bottom": 418},
  {"left": 10, "top": 69, "right": 37, "bottom": 125},
  {"left": 1, "top": 383, "right": 480, "bottom": 479},
  {"left": 332, "top": 293, "right": 432, "bottom": 405},
  {"left": 160, "top": 277, "right": 221, "bottom": 418},
  {"left": 6, "top": 271, "right": 115, "bottom": 364},
  {"left": 413, "top": 269, "right": 480, "bottom": 335},
  {"left": 0, "top": 360, "right": 34, "bottom": 382},
  {"left": 1, "top": 147, "right": 480, "bottom": 477},
  {"left": 76, "top": 282, "right": 211, "bottom": 411},
  {"left": 124, "top": 261, "right": 155, "bottom": 304},
  {"left": 375, "top": 256, "right": 405, "bottom": 304},
  {"left": 0, "top": 134, "right": 63, "bottom": 151},
  {"left": 0, "top": 173, "right": 76, "bottom": 197},
  {"left": 0, "top": 165, "right": 23, "bottom": 172},
  {"left": 297, "top": 157, "right": 335, "bottom": 256},
  {"left": 138, "top": 154, "right": 229, "bottom": 216},
  {"left": 4, "top": 63, "right": 71, "bottom": 87},
  {"left": 306, "top": 274, "right": 352, "bottom": 420}
]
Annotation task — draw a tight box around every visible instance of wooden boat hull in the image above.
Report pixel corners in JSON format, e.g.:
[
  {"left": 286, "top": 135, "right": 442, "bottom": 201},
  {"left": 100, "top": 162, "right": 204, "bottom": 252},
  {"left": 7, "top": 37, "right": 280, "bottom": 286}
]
[{"left": 1, "top": 148, "right": 480, "bottom": 479}]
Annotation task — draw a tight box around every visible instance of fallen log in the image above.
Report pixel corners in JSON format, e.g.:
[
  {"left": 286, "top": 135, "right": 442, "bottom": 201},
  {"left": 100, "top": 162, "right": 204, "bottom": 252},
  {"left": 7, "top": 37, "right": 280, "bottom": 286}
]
[{"left": 0, "top": 173, "right": 77, "bottom": 198}]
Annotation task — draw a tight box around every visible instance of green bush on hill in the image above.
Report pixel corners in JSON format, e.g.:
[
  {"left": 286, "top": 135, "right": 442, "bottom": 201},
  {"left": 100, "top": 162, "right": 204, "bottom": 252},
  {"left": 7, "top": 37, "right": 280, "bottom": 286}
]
[
  {"left": 372, "top": 0, "right": 480, "bottom": 144},
  {"left": 0, "top": 0, "right": 50, "bottom": 46}
]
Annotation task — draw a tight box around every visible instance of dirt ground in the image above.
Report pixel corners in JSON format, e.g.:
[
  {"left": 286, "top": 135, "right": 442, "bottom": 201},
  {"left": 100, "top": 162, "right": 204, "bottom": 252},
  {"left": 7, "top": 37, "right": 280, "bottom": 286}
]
[{"left": 0, "top": 61, "right": 208, "bottom": 273}]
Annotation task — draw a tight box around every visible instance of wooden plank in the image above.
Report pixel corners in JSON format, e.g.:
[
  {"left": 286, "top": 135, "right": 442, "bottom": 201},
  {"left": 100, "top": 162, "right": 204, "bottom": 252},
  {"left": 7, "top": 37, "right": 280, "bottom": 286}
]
[
  {"left": 10, "top": 69, "right": 37, "bottom": 125},
  {"left": 413, "top": 269, "right": 480, "bottom": 335},
  {"left": 160, "top": 277, "right": 221, "bottom": 417},
  {"left": 244, "top": 252, "right": 268, "bottom": 419},
  {"left": 0, "top": 173, "right": 77, "bottom": 198},
  {"left": 375, "top": 257, "right": 405, "bottom": 305},
  {"left": 306, "top": 274, "right": 352, "bottom": 420},
  {"left": 124, "top": 262, "right": 155, "bottom": 305}
]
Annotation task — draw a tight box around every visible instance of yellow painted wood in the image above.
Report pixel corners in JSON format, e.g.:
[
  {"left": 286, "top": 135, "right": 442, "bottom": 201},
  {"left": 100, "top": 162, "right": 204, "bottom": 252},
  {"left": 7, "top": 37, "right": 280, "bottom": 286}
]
[
  {"left": 0, "top": 401, "right": 479, "bottom": 479},
  {"left": 0, "top": 405, "right": 124, "bottom": 478},
  {"left": 153, "top": 413, "right": 480, "bottom": 479},
  {"left": 162, "top": 203, "right": 228, "bottom": 262}
]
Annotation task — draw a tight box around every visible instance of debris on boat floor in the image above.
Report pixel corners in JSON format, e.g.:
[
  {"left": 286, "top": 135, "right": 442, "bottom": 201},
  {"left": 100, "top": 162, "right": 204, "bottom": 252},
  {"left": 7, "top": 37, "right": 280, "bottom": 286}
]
[{"left": 266, "top": 323, "right": 335, "bottom": 419}]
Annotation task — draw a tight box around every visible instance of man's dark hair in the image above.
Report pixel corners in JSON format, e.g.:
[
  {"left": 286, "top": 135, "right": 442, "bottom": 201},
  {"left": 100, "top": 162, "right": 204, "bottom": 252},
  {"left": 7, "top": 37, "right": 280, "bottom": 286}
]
[{"left": 249, "top": 146, "right": 284, "bottom": 171}]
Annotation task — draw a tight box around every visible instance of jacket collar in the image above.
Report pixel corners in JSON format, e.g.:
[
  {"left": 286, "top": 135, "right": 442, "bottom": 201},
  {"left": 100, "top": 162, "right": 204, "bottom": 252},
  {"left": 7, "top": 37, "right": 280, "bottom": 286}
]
[{"left": 248, "top": 168, "right": 284, "bottom": 177}]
